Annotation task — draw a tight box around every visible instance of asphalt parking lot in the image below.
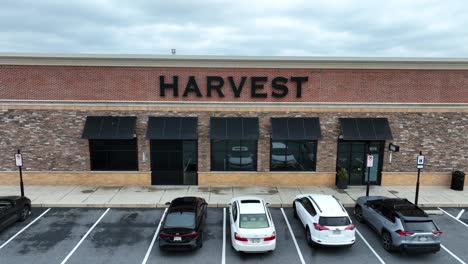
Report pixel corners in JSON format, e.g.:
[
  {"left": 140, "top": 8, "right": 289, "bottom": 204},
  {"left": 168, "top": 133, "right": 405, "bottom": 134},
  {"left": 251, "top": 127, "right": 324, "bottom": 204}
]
[{"left": 0, "top": 207, "right": 467, "bottom": 264}]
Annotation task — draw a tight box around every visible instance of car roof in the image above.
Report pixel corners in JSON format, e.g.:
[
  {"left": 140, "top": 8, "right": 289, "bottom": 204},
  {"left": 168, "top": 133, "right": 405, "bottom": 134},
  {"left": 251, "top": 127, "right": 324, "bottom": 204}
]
[
  {"left": 307, "top": 194, "right": 348, "bottom": 217},
  {"left": 381, "top": 198, "right": 428, "bottom": 218},
  {"left": 232, "top": 196, "right": 266, "bottom": 214},
  {"left": 168, "top": 196, "right": 201, "bottom": 213}
]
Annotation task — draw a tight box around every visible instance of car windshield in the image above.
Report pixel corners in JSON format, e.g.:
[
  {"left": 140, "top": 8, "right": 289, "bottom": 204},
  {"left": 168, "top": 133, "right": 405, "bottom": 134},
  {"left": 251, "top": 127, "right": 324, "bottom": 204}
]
[
  {"left": 319, "top": 217, "right": 350, "bottom": 226},
  {"left": 239, "top": 213, "right": 269, "bottom": 228},
  {"left": 404, "top": 220, "right": 437, "bottom": 232},
  {"left": 164, "top": 212, "right": 195, "bottom": 228}
]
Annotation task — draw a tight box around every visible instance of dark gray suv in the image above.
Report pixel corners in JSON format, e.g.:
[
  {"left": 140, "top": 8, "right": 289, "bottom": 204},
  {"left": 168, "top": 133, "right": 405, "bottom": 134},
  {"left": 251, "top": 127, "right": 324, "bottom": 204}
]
[{"left": 354, "top": 196, "right": 442, "bottom": 253}]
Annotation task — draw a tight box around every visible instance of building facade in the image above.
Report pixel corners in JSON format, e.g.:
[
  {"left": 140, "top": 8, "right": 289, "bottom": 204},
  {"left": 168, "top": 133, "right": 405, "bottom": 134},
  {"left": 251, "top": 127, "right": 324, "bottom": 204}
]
[{"left": 0, "top": 54, "right": 467, "bottom": 186}]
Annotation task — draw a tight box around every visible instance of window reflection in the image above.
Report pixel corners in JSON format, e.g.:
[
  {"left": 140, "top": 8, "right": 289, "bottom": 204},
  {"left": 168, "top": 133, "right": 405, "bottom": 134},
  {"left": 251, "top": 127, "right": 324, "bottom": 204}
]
[
  {"left": 211, "top": 140, "right": 257, "bottom": 171},
  {"left": 270, "top": 140, "right": 317, "bottom": 171}
]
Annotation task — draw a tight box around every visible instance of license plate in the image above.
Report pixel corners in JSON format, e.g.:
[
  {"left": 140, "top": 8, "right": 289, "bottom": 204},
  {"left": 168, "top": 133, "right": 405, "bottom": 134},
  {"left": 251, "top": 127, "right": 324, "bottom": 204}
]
[
  {"left": 333, "top": 230, "right": 341, "bottom": 235},
  {"left": 173, "top": 236, "right": 182, "bottom": 241},
  {"left": 250, "top": 238, "right": 261, "bottom": 243}
]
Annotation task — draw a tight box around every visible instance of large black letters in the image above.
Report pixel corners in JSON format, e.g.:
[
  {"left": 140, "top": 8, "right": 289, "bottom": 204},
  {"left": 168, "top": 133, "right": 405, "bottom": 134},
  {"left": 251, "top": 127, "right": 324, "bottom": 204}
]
[
  {"left": 271, "top": 77, "right": 288, "bottom": 98},
  {"left": 160, "top": 76, "right": 178, "bottom": 97},
  {"left": 207, "top": 76, "right": 225, "bottom": 97},
  {"left": 290, "top": 77, "right": 308, "bottom": 98},
  {"left": 183, "top": 76, "right": 202, "bottom": 97},
  {"left": 251, "top": 77, "right": 268, "bottom": 98},
  {"left": 228, "top": 77, "right": 246, "bottom": 97}
]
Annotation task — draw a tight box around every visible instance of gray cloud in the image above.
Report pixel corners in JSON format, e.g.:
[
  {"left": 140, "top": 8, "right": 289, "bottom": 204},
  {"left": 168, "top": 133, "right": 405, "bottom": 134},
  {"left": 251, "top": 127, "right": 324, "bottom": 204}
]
[{"left": 0, "top": 0, "right": 467, "bottom": 56}]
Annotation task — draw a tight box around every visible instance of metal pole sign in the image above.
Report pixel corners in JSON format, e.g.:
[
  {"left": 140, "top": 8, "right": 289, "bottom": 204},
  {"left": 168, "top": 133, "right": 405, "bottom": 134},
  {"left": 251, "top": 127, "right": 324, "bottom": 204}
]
[
  {"left": 15, "top": 149, "right": 25, "bottom": 197},
  {"left": 415, "top": 151, "right": 424, "bottom": 205},
  {"left": 366, "top": 154, "right": 373, "bottom": 196}
]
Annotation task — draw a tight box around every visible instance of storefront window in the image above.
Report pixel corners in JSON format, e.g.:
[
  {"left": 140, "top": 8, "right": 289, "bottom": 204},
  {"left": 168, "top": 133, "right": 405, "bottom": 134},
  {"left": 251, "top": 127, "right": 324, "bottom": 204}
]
[
  {"left": 89, "top": 139, "right": 138, "bottom": 171},
  {"left": 270, "top": 140, "right": 317, "bottom": 171},
  {"left": 211, "top": 140, "right": 257, "bottom": 171}
]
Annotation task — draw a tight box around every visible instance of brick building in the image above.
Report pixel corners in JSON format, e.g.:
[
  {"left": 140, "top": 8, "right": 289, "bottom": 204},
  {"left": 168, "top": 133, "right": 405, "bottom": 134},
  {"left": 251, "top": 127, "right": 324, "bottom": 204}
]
[{"left": 0, "top": 54, "right": 467, "bottom": 187}]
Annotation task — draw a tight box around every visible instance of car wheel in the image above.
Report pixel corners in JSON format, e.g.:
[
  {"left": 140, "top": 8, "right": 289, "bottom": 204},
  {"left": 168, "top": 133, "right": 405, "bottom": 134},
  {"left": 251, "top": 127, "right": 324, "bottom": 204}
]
[
  {"left": 19, "top": 205, "right": 31, "bottom": 222},
  {"left": 354, "top": 205, "right": 364, "bottom": 223},
  {"left": 382, "top": 231, "right": 394, "bottom": 252},
  {"left": 293, "top": 203, "right": 298, "bottom": 219},
  {"left": 306, "top": 227, "right": 313, "bottom": 246}
]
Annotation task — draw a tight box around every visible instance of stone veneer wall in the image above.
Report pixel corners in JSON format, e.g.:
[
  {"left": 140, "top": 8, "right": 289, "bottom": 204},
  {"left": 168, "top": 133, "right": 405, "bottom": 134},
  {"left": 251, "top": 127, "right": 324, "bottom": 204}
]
[{"left": 0, "top": 109, "right": 466, "bottom": 185}]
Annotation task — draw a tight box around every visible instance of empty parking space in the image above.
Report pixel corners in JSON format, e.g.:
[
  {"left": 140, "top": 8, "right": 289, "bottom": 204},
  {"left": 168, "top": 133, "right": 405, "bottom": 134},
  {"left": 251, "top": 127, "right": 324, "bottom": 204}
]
[
  {"left": 224, "top": 208, "right": 302, "bottom": 264},
  {"left": 440, "top": 208, "right": 468, "bottom": 225},
  {"left": 144, "top": 208, "right": 224, "bottom": 264},
  {"left": 65, "top": 208, "right": 163, "bottom": 264},
  {"left": 346, "top": 208, "right": 461, "bottom": 264},
  {"left": 282, "top": 208, "right": 381, "bottom": 264},
  {"left": 0, "top": 208, "right": 107, "bottom": 264},
  {"left": 430, "top": 212, "right": 468, "bottom": 263}
]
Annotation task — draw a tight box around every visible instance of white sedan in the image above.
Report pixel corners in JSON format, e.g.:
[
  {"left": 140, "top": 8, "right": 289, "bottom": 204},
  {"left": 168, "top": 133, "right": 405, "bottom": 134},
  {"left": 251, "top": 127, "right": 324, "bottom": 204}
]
[{"left": 228, "top": 196, "right": 276, "bottom": 253}]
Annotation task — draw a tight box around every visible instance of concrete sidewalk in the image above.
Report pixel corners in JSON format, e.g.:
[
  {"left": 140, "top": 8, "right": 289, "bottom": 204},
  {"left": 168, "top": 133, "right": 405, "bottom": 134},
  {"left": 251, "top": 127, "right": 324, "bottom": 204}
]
[{"left": 0, "top": 185, "right": 467, "bottom": 208}]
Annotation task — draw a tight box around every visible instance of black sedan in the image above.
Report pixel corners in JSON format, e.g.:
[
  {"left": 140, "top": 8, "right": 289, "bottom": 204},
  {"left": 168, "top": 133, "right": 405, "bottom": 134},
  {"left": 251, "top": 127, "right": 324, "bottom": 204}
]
[
  {"left": 0, "top": 196, "right": 32, "bottom": 232},
  {"left": 158, "top": 196, "right": 207, "bottom": 251}
]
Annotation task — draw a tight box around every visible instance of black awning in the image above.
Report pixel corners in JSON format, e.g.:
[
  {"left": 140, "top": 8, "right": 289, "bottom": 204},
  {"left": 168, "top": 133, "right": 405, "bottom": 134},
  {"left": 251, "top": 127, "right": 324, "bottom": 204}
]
[
  {"left": 210, "top": 117, "right": 259, "bottom": 140},
  {"left": 82, "top": 116, "right": 136, "bottom": 139},
  {"left": 271, "top": 118, "right": 322, "bottom": 140},
  {"left": 339, "top": 118, "right": 393, "bottom": 140},
  {"left": 147, "top": 117, "right": 197, "bottom": 139}
]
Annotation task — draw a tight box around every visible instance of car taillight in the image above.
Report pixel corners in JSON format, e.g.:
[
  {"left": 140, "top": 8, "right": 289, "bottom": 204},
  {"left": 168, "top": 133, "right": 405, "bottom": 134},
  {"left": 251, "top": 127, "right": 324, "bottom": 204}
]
[
  {"left": 344, "top": 224, "right": 355, "bottom": 230},
  {"left": 432, "top": 231, "right": 443, "bottom": 235},
  {"left": 182, "top": 231, "right": 199, "bottom": 239},
  {"left": 159, "top": 232, "right": 172, "bottom": 239},
  {"left": 396, "top": 230, "right": 415, "bottom": 236},
  {"left": 234, "top": 232, "right": 248, "bottom": 242},
  {"left": 313, "top": 223, "right": 330, "bottom": 231},
  {"left": 264, "top": 231, "right": 276, "bottom": 241}
]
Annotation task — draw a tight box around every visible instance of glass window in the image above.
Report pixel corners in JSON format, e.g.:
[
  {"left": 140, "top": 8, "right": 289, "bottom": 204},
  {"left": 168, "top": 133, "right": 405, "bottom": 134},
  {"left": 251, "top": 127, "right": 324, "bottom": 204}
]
[
  {"left": 239, "top": 213, "right": 269, "bottom": 228},
  {"left": 164, "top": 212, "right": 195, "bottom": 228},
  {"left": 403, "top": 221, "right": 438, "bottom": 232},
  {"left": 302, "top": 198, "right": 317, "bottom": 216},
  {"left": 211, "top": 140, "right": 257, "bottom": 171},
  {"left": 89, "top": 139, "right": 138, "bottom": 171},
  {"left": 319, "top": 217, "right": 351, "bottom": 226},
  {"left": 270, "top": 140, "right": 317, "bottom": 171},
  {"left": 151, "top": 140, "right": 197, "bottom": 172}
]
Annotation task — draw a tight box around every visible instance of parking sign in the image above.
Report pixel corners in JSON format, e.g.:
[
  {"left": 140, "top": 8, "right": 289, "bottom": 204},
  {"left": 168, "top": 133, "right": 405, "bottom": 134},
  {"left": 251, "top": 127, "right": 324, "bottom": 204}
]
[
  {"left": 15, "top": 154, "right": 23, "bottom": 167},
  {"left": 417, "top": 155, "right": 424, "bottom": 169},
  {"left": 366, "top": 155, "right": 374, "bottom": 167}
]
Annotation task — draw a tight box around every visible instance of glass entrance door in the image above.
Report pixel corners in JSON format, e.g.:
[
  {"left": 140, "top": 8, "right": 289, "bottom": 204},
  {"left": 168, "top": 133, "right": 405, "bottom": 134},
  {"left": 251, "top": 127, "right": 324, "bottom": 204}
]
[
  {"left": 337, "top": 141, "right": 384, "bottom": 185},
  {"left": 150, "top": 140, "right": 198, "bottom": 185}
]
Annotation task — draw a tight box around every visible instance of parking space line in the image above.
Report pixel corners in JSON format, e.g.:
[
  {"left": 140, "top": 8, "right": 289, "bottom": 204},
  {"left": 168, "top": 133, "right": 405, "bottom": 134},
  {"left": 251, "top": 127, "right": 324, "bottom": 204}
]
[
  {"left": 456, "top": 209, "right": 465, "bottom": 220},
  {"left": 222, "top": 207, "right": 226, "bottom": 264},
  {"left": 141, "top": 208, "right": 168, "bottom": 264},
  {"left": 280, "top": 208, "right": 305, "bottom": 264},
  {"left": 355, "top": 228, "right": 386, "bottom": 264},
  {"left": 0, "top": 208, "right": 51, "bottom": 250},
  {"left": 60, "top": 208, "right": 110, "bottom": 264},
  {"left": 442, "top": 244, "right": 467, "bottom": 264},
  {"left": 438, "top": 208, "right": 468, "bottom": 228}
]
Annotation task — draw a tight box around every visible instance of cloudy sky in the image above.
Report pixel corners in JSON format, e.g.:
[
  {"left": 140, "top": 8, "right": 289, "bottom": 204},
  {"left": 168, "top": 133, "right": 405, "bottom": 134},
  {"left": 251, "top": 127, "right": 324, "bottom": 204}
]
[{"left": 1, "top": 0, "right": 467, "bottom": 57}]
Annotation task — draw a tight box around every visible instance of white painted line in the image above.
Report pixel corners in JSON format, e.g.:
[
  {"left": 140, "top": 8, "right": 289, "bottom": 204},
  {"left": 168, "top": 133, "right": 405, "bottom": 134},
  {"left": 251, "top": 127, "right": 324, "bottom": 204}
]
[
  {"left": 141, "top": 208, "right": 168, "bottom": 264},
  {"left": 438, "top": 208, "right": 468, "bottom": 228},
  {"left": 355, "top": 228, "right": 386, "bottom": 264},
  {"left": 222, "top": 208, "right": 226, "bottom": 264},
  {"left": 280, "top": 208, "right": 305, "bottom": 264},
  {"left": 60, "top": 208, "right": 110, "bottom": 264},
  {"left": 442, "top": 244, "right": 466, "bottom": 264},
  {"left": 456, "top": 209, "right": 465, "bottom": 220},
  {"left": 0, "top": 208, "right": 51, "bottom": 250}
]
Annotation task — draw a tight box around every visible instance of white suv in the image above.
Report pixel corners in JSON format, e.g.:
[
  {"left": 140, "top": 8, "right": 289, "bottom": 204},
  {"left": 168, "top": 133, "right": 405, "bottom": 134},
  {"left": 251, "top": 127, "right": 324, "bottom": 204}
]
[{"left": 293, "top": 194, "right": 355, "bottom": 247}]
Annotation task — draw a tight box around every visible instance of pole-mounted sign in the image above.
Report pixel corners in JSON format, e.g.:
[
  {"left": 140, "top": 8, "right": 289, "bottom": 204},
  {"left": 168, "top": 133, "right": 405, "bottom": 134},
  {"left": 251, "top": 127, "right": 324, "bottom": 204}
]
[
  {"left": 415, "top": 151, "right": 424, "bottom": 205},
  {"left": 366, "top": 154, "right": 374, "bottom": 196},
  {"left": 15, "top": 149, "right": 25, "bottom": 197}
]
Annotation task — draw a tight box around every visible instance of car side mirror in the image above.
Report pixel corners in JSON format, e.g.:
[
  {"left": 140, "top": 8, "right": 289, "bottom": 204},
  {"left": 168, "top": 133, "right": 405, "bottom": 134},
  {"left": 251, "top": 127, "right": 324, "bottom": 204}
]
[
  {"left": 165, "top": 202, "right": 171, "bottom": 206},
  {"left": 266, "top": 202, "right": 271, "bottom": 207},
  {"left": 227, "top": 202, "right": 232, "bottom": 207}
]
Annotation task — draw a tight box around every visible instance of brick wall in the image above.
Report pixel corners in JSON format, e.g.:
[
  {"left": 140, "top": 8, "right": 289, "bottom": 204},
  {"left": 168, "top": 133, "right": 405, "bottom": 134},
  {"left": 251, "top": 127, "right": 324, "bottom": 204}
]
[
  {"left": 1, "top": 109, "right": 466, "bottom": 176},
  {"left": 1, "top": 66, "right": 467, "bottom": 103}
]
